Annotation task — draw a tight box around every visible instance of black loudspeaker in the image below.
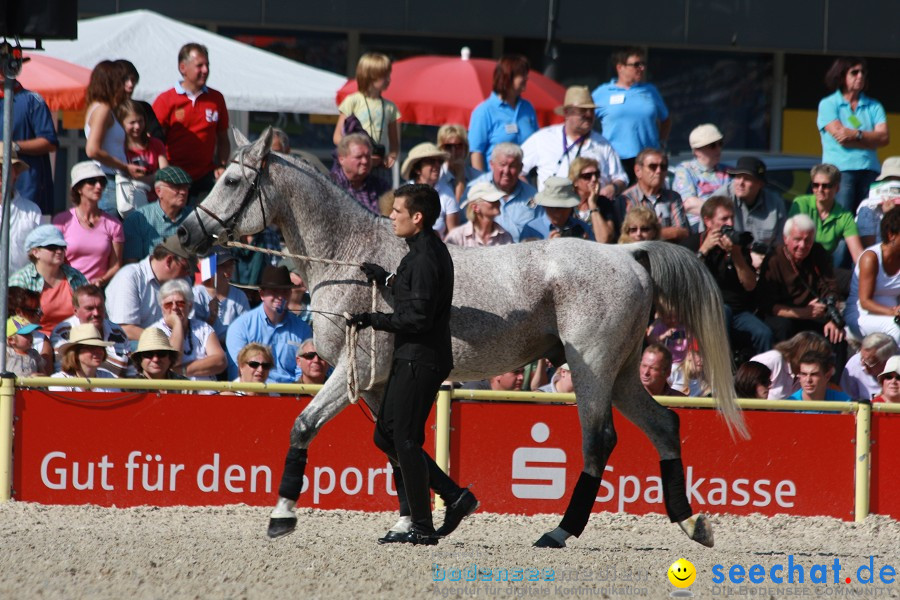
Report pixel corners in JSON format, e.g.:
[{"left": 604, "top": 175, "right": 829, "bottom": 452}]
[{"left": 1, "top": 1, "right": 78, "bottom": 40}]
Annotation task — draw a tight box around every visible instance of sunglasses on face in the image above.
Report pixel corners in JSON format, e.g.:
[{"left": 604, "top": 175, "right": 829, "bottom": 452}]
[
  {"left": 849, "top": 68, "right": 866, "bottom": 76},
  {"left": 245, "top": 361, "right": 272, "bottom": 370},
  {"left": 142, "top": 351, "right": 171, "bottom": 360},
  {"left": 812, "top": 182, "right": 834, "bottom": 190},
  {"left": 441, "top": 143, "right": 465, "bottom": 150},
  {"left": 42, "top": 245, "right": 65, "bottom": 252},
  {"left": 163, "top": 300, "right": 187, "bottom": 310},
  {"left": 299, "top": 352, "right": 322, "bottom": 361},
  {"left": 641, "top": 162, "right": 668, "bottom": 171},
  {"left": 578, "top": 171, "right": 600, "bottom": 180},
  {"left": 625, "top": 61, "right": 646, "bottom": 69},
  {"left": 882, "top": 373, "right": 900, "bottom": 381},
  {"left": 626, "top": 226, "right": 653, "bottom": 234},
  {"left": 82, "top": 177, "right": 107, "bottom": 187}
]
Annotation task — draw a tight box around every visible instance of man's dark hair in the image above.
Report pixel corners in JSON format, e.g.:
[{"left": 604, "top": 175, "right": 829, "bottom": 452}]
[
  {"left": 881, "top": 205, "right": 900, "bottom": 245},
  {"left": 797, "top": 350, "right": 834, "bottom": 373},
  {"left": 72, "top": 284, "right": 105, "bottom": 307},
  {"left": 643, "top": 342, "right": 673, "bottom": 373},
  {"left": 394, "top": 183, "right": 440, "bottom": 230},
  {"left": 700, "top": 195, "right": 735, "bottom": 221},
  {"left": 612, "top": 47, "right": 646, "bottom": 69}
]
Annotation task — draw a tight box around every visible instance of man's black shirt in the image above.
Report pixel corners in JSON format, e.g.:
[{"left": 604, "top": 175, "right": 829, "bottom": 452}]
[{"left": 681, "top": 233, "right": 756, "bottom": 313}]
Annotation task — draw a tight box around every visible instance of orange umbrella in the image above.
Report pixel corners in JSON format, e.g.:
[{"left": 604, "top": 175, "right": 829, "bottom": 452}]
[
  {"left": 12, "top": 52, "right": 92, "bottom": 111},
  {"left": 336, "top": 53, "right": 566, "bottom": 128}
]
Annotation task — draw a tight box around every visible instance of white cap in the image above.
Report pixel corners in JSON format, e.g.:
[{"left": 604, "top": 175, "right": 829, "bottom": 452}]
[{"left": 689, "top": 124, "right": 724, "bottom": 149}]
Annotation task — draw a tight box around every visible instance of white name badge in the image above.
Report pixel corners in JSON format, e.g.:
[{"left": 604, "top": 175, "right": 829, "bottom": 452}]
[
  {"left": 505, "top": 123, "right": 519, "bottom": 134},
  {"left": 609, "top": 94, "right": 625, "bottom": 105}
]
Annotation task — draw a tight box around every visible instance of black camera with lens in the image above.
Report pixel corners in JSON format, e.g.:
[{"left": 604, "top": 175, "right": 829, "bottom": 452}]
[
  {"left": 718, "top": 225, "right": 754, "bottom": 247},
  {"left": 558, "top": 223, "right": 587, "bottom": 239},
  {"left": 822, "top": 295, "right": 845, "bottom": 330}
]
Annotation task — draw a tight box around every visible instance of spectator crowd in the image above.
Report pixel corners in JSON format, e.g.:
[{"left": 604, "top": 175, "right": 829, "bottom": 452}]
[{"left": 3, "top": 44, "right": 900, "bottom": 405}]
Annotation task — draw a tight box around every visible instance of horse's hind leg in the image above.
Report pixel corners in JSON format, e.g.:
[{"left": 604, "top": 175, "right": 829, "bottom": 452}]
[
  {"left": 534, "top": 376, "right": 616, "bottom": 549},
  {"left": 611, "top": 370, "right": 714, "bottom": 548}
]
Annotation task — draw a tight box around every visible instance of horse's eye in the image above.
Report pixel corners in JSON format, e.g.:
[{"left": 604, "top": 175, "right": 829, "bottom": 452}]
[{"left": 224, "top": 177, "right": 239, "bottom": 187}]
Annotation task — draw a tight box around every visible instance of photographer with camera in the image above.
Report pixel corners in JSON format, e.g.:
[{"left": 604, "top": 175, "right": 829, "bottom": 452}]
[
  {"left": 680, "top": 196, "right": 773, "bottom": 355},
  {"left": 520, "top": 177, "right": 594, "bottom": 241},
  {"left": 757, "top": 215, "right": 846, "bottom": 348}
]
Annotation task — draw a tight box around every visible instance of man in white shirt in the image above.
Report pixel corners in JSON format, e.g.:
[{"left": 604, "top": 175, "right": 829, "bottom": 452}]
[
  {"left": 0, "top": 142, "right": 42, "bottom": 272},
  {"left": 521, "top": 86, "right": 627, "bottom": 194}
]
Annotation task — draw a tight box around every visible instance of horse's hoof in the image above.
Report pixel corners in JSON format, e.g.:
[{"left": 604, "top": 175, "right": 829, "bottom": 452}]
[
  {"left": 533, "top": 533, "right": 566, "bottom": 548},
  {"left": 679, "top": 514, "right": 715, "bottom": 548},
  {"left": 267, "top": 516, "right": 297, "bottom": 539}
]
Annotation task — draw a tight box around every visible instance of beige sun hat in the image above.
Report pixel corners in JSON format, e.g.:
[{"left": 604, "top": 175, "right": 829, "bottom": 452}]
[
  {"left": 400, "top": 142, "right": 450, "bottom": 180},
  {"left": 876, "top": 157, "right": 900, "bottom": 181},
  {"left": 554, "top": 86, "right": 598, "bottom": 115},
  {"left": 0, "top": 141, "right": 29, "bottom": 172},
  {"left": 58, "top": 323, "right": 114, "bottom": 355},
  {"left": 131, "top": 328, "right": 177, "bottom": 362},
  {"left": 534, "top": 177, "right": 580, "bottom": 208},
  {"left": 689, "top": 124, "right": 724, "bottom": 149},
  {"left": 460, "top": 181, "right": 506, "bottom": 210}
]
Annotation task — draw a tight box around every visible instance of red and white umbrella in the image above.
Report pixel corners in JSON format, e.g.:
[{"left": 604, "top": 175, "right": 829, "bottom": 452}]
[{"left": 12, "top": 52, "right": 92, "bottom": 111}]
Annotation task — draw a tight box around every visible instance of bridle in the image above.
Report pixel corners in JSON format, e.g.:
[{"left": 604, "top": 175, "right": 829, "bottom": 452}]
[{"left": 194, "top": 147, "right": 268, "bottom": 243}]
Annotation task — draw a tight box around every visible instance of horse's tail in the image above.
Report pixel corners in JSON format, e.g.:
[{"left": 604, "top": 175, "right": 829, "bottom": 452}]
[{"left": 626, "top": 241, "right": 749, "bottom": 440}]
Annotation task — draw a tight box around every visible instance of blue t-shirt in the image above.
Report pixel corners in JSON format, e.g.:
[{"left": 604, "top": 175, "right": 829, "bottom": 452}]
[
  {"left": 519, "top": 213, "right": 595, "bottom": 241},
  {"left": 816, "top": 90, "right": 886, "bottom": 172},
  {"left": 0, "top": 86, "right": 59, "bottom": 214},
  {"left": 468, "top": 92, "right": 538, "bottom": 164},
  {"left": 787, "top": 388, "right": 852, "bottom": 402},
  {"left": 591, "top": 80, "right": 668, "bottom": 160},
  {"left": 225, "top": 305, "right": 313, "bottom": 382}
]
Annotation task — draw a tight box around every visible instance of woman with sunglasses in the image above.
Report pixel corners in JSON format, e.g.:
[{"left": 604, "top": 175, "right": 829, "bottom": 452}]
[
  {"left": 568, "top": 157, "right": 615, "bottom": 243},
  {"left": 130, "top": 327, "right": 182, "bottom": 381},
  {"left": 873, "top": 356, "right": 900, "bottom": 403},
  {"left": 49, "top": 323, "right": 119, "bottom": 392},
  {"left": 9, "top": 225, "right": 89, "bottom": 337},
  {"left": 234, "top": 343, "right": 275, "bottom": 387},
  {"left": 817, "top": 57, "right": 889, "bottom": 215},
  {"left": 52, "top": 162, "right": 125, "bottom": 288},
  {"left": 151, "top": 279, "right": 226, "bottom": 383},
  {"left": 617, "top": 206, "right": 661, "bottom": 244}
]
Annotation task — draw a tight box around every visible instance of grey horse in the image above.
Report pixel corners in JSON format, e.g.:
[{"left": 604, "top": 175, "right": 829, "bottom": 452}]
[{"left": 178, "top": 127, "right": 747, "bottom": 548}]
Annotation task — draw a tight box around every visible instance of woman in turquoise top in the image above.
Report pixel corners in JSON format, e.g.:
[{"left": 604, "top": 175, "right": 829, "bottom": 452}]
[{"left": 816, "top": 57, "right": 889, "bottom": 214}]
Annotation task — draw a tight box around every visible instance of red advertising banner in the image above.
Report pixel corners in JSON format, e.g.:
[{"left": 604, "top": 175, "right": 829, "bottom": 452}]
[
  {"left": 13, "top": 391, "right": 431, "bottom": 510},
  {"left": 449, "top": 402, "right": 857, "bottom": 519},
  {"left": 870, "top": 412, "right": 900, "bottom": 517}
]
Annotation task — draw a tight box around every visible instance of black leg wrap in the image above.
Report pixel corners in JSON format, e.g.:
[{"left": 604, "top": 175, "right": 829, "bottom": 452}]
[
  {"left": 559, "top": 472, "right": 603, "bottom": 537},
  {"left": 660, "top": 458, "right": 693, "bottom": 522},
  {"left": 277, "top": 447, "right": 308, "bottom": 501}
]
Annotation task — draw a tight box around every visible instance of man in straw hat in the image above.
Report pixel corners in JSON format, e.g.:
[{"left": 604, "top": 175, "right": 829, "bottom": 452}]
[
  {"left": 521, "top": 85, "right": 627, "bottom": 195},
  {"left": 520, "top": 177, "right": 594, "bottom": 241},
  {"left": 226, "top": 265, "right": 312, "bottom": 383},
  {"left": 347, "top": 183, "right": 478, "bottom": 545},
  {"left": 0, "top": 142, "right": 42, "bottom": 272}
]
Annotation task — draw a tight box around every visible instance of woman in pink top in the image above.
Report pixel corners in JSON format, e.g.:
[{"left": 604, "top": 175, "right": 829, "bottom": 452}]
[{"left": 52, "top": 162, "right": 125, "bottom": 287}]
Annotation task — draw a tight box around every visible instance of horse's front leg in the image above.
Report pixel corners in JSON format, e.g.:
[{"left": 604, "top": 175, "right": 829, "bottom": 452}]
[{"left": 268, "top": 364, "right": 360, "bottom": 538}]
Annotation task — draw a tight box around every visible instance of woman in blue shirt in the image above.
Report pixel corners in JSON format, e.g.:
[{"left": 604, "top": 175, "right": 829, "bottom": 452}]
[
  {"left": 817, "top": 57, "right": 889, "bottom": 214},
  {"left": 467, "top": 54, "right": 538, "bottom": 172}
]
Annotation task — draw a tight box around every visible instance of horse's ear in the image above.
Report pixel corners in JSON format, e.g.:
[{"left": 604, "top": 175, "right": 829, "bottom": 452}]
[
  {"left": 232, "top": 127, "right": 250, "bottom": 147},
  {"left": 248, "top": 127, "right": 274, "bottom": 162}
]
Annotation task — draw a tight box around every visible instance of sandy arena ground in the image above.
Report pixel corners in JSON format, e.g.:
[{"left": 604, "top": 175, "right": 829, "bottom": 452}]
[{"left": 1, "top": 503, "right": 899, "bottom": 599}]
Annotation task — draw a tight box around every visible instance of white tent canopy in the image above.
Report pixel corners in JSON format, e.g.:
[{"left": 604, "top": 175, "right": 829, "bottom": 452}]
[{"left": 41, "top": 10, "right": 344, "bottom": 114}]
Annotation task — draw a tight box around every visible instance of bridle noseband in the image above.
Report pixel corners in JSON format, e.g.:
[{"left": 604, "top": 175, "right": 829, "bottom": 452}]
[{"left": 194, "top": 148, "right": 268, "bottom": 243}]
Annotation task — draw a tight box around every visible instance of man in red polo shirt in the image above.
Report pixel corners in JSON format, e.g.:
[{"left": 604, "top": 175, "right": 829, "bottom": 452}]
[{"left": 153, "top": 43, "right": 230, "bottom": 201}]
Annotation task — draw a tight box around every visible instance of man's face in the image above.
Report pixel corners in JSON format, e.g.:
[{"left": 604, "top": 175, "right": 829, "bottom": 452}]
[
  {"left": 155, "top": 181, "right": 189, "bottom": 214},
  {"left": 297, "top": 343, "right": 327, "bottom": 383},
  {"left": 339, "top": 143, "right": 372, "bottom": 183},
  {"left": 812, "top": 173, "right": 838, "bottom": 206},
  {"left": 784, "top": 226, "right": 815, "bottom": 263},
  {"left": 860, "top": 348, "right": 886, "bottom": 377},
  {"left": 564, "top": 107, "right": 594, "bottom": 137},
  {"left": 390, "top": 196, "right": 421, "bottom": 238},
  {"left": 159, "top": 254, "right": 191, "bottom": 282},
  {"left": 639, "top": 350, "right": 668, "bottom": 394},
  {"left": 75, "top": 293, "right": 105, "bottom": 328},
  {"left": 798, "top": 362, "right": 831, "bottom": 400},
  {"left": 635, "top": 153, "right": 667, "bottom": 193},
  {"left": 490, "top": 153, "right": 522, "bottom": 193},
  {"left": 703, "top": 207, "right": 734, "bottom": 234},
  {"left": 179, "top": 50, "right": 209, "bottom": 88},
  {"left": 732, "top": 173, "right": 763, "bottom": 202},
  {"left": 259, "top": 288, "right": 289, "bottom": 317},
  {"left": 546, "top": 207, "right": 574, "bottom": 228},
  {"left": 693, "top": 141, "right": 722, "bottom": 168},
  {"left": 491, "top": 369, "right": 524, "bottom": 391}
]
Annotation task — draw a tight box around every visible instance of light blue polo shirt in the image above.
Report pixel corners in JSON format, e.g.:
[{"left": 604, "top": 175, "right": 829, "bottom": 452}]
[
  {"left": 463, "top": 172, "right": 543, "bottom": 243},
  {"left": 817, "top": 90, "right": 886, "bottom": 172},
  {"left": 225, "top": 304, "right": 312, "bottom": 382},
  {"left": 468, "top": 92, "right": 538, "bottom": 163},
  {"left": 591, "top": 80, "right": 668, "bottom": 160}
]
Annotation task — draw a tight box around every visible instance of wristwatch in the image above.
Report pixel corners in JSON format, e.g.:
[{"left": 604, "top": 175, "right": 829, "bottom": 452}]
[
  {"left": 856, "top": 130, "right": 863, "bottom": 141},
  {"left": 12, "top": 141, "right": 20, "bottom": 153}
]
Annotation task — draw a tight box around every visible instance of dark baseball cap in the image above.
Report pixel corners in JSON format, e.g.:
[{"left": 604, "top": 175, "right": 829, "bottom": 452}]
[
  {"left": 155, "top": 166, "right": 193, "bottom": 186},
  {"left": 727, "top": 157, "right": 767, "bottom": 181}
]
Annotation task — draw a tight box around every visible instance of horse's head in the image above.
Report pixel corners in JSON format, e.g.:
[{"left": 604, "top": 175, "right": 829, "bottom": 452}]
[{"left": 178, "top": 127, "right": 275, "bottom": 256}]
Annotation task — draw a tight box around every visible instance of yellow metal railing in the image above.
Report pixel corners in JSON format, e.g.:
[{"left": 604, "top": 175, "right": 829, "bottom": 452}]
[{"left": 0, "top": 377, "right": 883, "bottom": 522}]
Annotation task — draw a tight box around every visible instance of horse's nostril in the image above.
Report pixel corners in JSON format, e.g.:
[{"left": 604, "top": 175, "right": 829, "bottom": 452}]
[{"left": 177, "top": 226, "right": 188, "bottom": 245}]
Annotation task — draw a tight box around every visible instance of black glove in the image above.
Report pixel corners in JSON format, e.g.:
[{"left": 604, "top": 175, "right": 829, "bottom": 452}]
[
  {"left": 361, "top": 262, "right": 390, "bottom": 286},
  {"left": 347, "top": 313, "right": 372, "bottom": 330}
]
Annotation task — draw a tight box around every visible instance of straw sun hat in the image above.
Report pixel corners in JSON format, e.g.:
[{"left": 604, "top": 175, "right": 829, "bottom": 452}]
[
  {"left": 131, "top": 328, "right": 178, "bottom": 363},
  {"left": 58, "top": 323, "right": 114, "bottom": 355},
  {"left": 401, "top": 143, "right": 450, "bottom": 180}
]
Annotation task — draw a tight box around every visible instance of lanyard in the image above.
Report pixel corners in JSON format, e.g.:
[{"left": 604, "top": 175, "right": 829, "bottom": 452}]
[
  {"left": 362, "top": 95, "right": 386, "bottom": 144},
  {"left": 557, "top": 128, "right": 587, "bottom": 168}
]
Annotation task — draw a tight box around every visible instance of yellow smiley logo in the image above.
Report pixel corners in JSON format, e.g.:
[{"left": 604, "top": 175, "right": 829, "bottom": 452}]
[{"left": 668, "top": 558, "right": 697, "bottom": 588}]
